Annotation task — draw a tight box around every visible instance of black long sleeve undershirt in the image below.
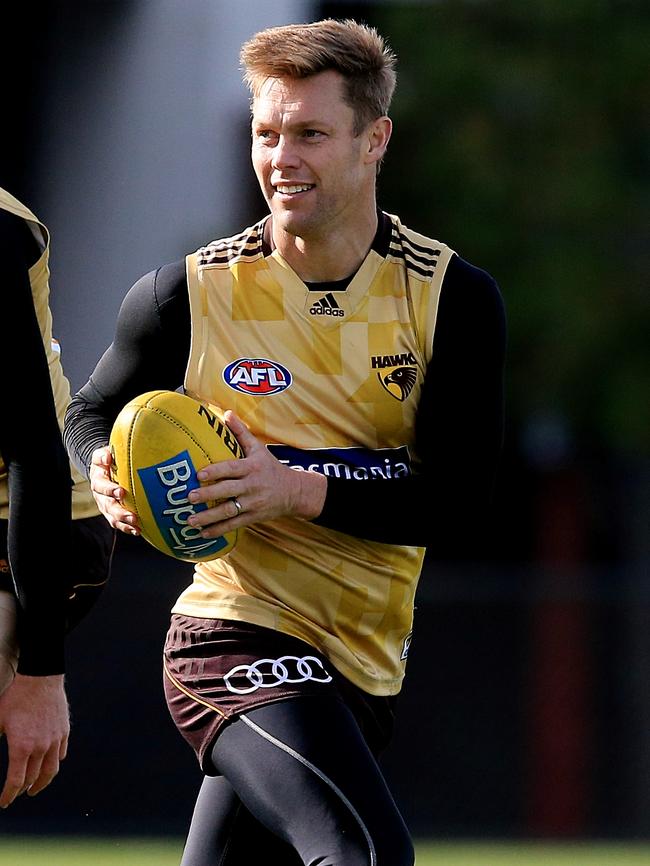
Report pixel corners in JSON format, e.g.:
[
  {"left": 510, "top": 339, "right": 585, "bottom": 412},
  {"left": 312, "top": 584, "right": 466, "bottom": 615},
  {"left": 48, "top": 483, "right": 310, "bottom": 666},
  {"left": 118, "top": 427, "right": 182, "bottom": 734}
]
[
  {"left": 0, "top": 209, "right": 72, "bottom": 675},
  {"left": 65, "top": 249, "right": 506, "bottom": 554}
]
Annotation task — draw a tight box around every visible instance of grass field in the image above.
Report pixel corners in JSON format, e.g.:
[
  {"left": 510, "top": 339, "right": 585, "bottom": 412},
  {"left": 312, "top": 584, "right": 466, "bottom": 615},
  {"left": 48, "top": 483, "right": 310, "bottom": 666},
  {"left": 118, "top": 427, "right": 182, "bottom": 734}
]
[{"left": 1, "top": 838, "right": 649, "bottom": 865}]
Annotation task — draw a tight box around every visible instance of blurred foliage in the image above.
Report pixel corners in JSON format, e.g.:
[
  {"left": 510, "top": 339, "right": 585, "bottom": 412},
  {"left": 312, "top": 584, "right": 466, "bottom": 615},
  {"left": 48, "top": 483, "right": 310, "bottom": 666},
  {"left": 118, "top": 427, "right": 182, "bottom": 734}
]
[{"left": 331, "top": 0, "right": 649, "bottom": 456}]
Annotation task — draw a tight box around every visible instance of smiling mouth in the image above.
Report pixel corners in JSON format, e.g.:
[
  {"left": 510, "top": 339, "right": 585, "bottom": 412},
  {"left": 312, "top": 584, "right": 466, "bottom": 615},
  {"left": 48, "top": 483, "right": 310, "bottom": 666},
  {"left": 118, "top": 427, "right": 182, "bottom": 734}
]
[{"left": 274, "top": 183, "right": 315, "bottom": 195}]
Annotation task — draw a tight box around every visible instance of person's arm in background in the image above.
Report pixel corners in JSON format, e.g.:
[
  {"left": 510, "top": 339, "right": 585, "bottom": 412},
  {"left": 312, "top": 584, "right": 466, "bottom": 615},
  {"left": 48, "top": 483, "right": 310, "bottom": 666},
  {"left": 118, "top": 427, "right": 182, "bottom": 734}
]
[{"left": 0, "top": 209, "right": 72, "bottom": 808}]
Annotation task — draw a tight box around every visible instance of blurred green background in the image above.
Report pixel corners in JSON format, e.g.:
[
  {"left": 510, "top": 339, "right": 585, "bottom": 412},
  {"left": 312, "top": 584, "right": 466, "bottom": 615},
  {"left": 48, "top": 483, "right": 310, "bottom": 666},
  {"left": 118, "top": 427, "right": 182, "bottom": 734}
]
[
  {"left": 2, "top": 837, "right": 650, "bottom": 865},
  {"left": 368, "top": 0, "right": 649, "bottom": 458}
]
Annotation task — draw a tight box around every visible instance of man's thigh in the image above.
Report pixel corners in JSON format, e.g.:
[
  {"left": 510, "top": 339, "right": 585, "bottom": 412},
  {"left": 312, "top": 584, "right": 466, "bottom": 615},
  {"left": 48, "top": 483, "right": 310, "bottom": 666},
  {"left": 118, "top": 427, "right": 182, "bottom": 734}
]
[{"left": 210, "top": 697, "right": 414, "bottom": 866}]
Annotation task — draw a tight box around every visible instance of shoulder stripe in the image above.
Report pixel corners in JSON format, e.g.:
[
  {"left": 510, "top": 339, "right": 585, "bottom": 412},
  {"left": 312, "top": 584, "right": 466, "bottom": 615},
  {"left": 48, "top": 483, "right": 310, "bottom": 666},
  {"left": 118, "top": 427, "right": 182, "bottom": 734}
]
[
  {"left": 387, "top": 223, "right": 443, "bottom": 281},
  {"left": 198, "top": 220, "right": 265, "bottom": 267}
]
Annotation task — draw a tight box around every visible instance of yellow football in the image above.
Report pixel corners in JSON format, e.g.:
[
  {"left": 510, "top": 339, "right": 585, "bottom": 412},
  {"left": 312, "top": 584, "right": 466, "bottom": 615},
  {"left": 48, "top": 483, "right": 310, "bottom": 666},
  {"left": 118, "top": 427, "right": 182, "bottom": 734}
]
[{"left": 109, "top": 390, "right": 243, "bottom": 562}]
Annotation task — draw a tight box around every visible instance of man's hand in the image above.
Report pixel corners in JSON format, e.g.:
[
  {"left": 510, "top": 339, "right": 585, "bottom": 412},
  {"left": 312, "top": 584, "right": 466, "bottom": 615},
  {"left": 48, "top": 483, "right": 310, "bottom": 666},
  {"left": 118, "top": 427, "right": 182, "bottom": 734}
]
[
  {"left": 0, "top": 673, "right": 70, "bottom": 807},
  {"left": 186, "top": 410, "right": 327, "bottom": 538},
  {"left": 89, "top": 445, "right": 141, "bottom": 536}
]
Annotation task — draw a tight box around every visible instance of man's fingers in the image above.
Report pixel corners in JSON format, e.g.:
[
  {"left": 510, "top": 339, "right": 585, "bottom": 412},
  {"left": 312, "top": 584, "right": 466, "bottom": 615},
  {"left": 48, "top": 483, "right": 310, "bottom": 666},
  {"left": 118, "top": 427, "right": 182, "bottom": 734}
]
[
  {"left": 224, "top": 410, "right": 256, "bottom": 453},
  {"left": 0, "top": 741, "right": 65, "bottom": 806},
  {"left": 0, "top": 752, "right": 28, "bottom": 808},
  {"left": 90, "top": 445, "right": 113, "bottom": 467},
  {"left": 92, "top": 476, "right": 123, "bottom": 497},
  {"left": 20, "top": 748, "right": 50, "bottom": 794},
  {"left": 26, "top": 746, "right": 61, "bottom": 797},
  {"left": 0, "top": 782, "right": 21, "bottom": 808},
  {"left": 111, "top": 514, "right": 141, "bottom": 536}
]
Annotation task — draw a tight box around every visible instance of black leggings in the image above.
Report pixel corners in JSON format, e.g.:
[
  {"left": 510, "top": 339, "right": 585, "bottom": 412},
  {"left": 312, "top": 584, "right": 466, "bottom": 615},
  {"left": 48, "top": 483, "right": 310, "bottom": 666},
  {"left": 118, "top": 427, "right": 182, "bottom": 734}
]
[{"left": 180, "top": 696, "right": 414, "bottom": 866}]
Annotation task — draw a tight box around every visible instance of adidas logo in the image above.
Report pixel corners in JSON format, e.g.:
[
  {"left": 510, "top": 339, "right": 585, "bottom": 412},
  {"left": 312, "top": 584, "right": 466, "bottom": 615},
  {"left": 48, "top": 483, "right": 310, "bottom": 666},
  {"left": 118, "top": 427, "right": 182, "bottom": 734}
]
[{"left": 309, "top": 293, "right": 344, "bottom": 317}]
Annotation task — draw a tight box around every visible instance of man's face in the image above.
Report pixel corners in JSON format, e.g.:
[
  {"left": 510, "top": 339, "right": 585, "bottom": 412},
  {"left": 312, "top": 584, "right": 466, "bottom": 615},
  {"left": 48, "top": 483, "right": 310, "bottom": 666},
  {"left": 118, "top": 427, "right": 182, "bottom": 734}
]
[{"left": 251, "top": 70, "right": 373, "bottom": 241}]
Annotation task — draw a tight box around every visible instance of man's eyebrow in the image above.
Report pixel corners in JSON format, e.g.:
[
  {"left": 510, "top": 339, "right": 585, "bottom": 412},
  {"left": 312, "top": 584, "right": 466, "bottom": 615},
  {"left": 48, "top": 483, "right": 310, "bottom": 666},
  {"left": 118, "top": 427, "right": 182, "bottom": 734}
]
[
  {"left": 293, "top": 120, "right": 332, "bottom": 130},
  {"left": 252, "top": 114, "right": 333, "bottom": 130}
]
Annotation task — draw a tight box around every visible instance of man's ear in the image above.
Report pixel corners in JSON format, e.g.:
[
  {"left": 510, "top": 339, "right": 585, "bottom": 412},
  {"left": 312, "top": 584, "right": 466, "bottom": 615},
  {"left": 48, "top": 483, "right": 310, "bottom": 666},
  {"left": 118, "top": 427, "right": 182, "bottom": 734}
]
[{"left": 364, "top": 116, "right": 392, "bottom": 166}]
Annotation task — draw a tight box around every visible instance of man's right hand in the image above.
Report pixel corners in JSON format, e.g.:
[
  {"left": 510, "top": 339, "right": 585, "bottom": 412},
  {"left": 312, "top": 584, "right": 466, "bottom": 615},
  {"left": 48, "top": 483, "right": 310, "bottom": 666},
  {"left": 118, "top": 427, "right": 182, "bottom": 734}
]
[{"left": 89, "top": 446, "right": 141, "bottom": 535}]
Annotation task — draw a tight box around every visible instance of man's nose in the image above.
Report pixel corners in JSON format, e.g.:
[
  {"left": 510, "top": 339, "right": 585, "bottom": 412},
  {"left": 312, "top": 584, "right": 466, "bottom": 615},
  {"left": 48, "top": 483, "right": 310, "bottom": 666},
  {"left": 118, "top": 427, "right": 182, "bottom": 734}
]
[{"left": 271, "top": 136, "right": 300, "bottom": 169}]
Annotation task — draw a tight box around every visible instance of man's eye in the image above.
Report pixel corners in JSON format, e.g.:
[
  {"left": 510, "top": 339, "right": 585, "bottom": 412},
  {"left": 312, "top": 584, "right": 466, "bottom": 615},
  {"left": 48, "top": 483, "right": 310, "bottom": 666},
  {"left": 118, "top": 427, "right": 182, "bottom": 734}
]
[{"left": 303, "top": 129, "right": 322, "bottom": 138}]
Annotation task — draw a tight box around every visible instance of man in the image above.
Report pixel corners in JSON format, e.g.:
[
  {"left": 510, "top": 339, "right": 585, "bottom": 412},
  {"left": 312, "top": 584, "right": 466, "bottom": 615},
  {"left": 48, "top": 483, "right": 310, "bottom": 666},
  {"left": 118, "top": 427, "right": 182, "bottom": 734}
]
[
  {"left": 0, "top": 187, "right": 114, "bottom": 809},
  {"left": 65, "top": 19, "right": 505, "bottom": 865}
]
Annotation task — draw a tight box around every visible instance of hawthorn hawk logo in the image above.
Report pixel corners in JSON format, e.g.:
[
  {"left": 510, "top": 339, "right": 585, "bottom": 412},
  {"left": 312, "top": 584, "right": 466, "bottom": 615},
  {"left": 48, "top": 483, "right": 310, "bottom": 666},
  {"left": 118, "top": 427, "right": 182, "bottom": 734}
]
[{"left": 371, "top": 352, "right": 418, "bottom": 402}]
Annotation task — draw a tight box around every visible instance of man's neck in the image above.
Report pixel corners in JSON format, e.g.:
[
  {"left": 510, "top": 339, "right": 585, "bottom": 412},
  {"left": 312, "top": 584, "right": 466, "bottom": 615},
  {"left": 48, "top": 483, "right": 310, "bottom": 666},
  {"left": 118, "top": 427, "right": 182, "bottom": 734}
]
[{"left": 267, "top": 211, "right": 379, "bottom": 283}]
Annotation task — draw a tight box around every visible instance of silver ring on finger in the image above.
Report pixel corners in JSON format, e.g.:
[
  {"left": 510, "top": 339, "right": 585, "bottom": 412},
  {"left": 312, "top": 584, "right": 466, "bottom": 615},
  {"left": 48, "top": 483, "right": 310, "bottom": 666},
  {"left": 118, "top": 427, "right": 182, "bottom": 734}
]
[{"left": 232, "top": 497, "right": 243, "bottom": 517}]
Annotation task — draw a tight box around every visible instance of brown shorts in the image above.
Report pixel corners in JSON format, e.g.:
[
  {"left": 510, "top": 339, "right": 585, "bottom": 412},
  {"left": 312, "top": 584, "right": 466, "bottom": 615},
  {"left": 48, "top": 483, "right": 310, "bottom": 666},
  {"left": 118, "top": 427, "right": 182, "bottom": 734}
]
[{"left": 163, "top": 615, "right": 397, "bottom": 775}]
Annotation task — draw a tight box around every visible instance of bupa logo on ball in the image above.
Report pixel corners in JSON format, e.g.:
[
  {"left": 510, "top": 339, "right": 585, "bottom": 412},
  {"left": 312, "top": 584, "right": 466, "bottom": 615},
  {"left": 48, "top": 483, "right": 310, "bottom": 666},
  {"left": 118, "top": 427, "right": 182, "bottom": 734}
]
[
  {"left": 137, "top": 449, "right": 229, "bottom": 559},
  {"left": 223, "top": 358, "right": 292, "bottom": 396}
]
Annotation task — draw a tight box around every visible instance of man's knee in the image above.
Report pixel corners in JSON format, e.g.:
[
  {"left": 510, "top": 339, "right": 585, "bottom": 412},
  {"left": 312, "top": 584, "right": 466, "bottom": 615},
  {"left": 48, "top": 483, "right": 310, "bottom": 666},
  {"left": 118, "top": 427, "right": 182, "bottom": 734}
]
[
  {"left": 373, "top": 812, "right": 415, "bottom": 866},
  {"left": 301, "top": 786, "right": 414, "bottom": 866},
  {"left": 384, "top": 827, "right": 415, "bottom": 866}
]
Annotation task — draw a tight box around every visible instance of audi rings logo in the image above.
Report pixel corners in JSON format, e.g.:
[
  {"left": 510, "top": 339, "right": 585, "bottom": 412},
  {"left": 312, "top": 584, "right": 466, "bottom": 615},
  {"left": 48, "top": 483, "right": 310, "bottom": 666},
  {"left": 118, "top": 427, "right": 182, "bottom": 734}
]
[{"left": 223, "top": 655, "right": 333, "bottom": 695}]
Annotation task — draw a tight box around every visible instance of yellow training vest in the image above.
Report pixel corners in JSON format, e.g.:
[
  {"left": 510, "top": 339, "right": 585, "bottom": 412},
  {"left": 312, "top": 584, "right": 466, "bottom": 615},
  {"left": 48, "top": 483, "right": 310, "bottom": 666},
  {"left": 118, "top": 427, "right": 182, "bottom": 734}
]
[{"left": 173, "top": 212, "right": 454, "bottom": 695}]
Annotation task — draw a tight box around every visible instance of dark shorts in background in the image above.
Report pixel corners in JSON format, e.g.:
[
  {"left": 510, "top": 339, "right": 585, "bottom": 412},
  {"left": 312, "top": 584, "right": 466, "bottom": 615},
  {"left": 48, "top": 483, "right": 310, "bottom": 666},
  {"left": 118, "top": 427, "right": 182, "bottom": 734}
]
[
  {"left": 163, "top": 615, "right": 397, "bottom": 775},
  {"left": 65, "top": 515, "right": 115, "bottom": 630},
  {"left": 0, "top": 515, "right": 115, "bottom": 631}
]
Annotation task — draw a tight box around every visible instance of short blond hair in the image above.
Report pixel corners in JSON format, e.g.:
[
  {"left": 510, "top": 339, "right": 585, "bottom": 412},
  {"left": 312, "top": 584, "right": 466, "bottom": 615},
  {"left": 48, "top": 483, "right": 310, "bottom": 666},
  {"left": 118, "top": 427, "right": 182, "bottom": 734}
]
[{"left": 240, "top": 18, "right": 397, "bottom": 135}]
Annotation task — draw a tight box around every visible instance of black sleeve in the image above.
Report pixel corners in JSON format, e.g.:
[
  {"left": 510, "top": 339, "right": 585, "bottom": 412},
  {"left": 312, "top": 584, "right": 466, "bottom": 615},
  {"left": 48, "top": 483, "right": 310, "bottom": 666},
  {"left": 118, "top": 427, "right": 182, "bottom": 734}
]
[
  {"left": 314, "top": 254, "right": 506, "bottom": 554},
  {"left": 64, "top": 260, "right": 191, "bottom": 476},
  {"left": 0, "top": 209, "right": 72, "bottom": 675}
]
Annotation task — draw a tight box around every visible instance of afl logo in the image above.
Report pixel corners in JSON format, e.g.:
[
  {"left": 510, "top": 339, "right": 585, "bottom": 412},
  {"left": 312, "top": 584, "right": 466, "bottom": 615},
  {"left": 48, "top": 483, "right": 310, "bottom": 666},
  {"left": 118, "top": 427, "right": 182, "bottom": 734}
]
[{"left": 223, "top": 358, "right": 292, "bottom": 396}]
